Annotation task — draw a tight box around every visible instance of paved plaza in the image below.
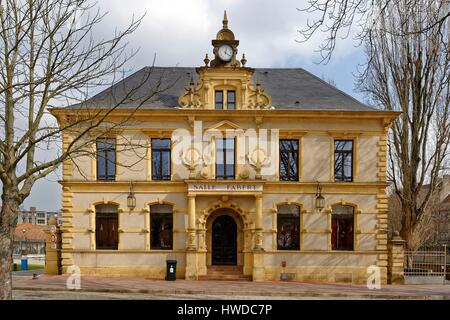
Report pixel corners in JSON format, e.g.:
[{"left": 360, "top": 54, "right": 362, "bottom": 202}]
[{"left": 12, "top": 275, "right": 450, "bottom": 300}]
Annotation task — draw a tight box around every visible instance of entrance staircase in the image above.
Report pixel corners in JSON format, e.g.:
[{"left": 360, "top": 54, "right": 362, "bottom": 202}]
[{"left": 198, "top": 265, "right": 251, "bottom": 281}]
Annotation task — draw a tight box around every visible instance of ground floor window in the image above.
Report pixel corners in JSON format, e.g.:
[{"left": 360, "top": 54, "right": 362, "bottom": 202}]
[
  {"left": 95, "top": 204, "right": 119, "bottom": 250},
  {"left": 277, "top": 204, "right": 300, "bottom": 250},
  {"left": 331, "top": 204, "right": 354, "bottom": 250},
  {"left": 150, "top": 204, "right": 173, "bottom": 250}
]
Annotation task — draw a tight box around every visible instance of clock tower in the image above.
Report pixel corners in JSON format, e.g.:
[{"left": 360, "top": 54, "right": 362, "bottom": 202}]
[
  {"left": 210, "top": 11, "right": 241, "bottom": 68},
  {"left": 178, "top": 11, "right": 272, "bottom": 110}
]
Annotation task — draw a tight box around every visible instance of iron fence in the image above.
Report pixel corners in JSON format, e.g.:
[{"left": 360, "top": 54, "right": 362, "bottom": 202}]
[{"left": 404, "top": 245, "right": 448, "bottom": 284}]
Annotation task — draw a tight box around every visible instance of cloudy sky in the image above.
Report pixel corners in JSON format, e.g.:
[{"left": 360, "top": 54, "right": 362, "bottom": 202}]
[{"left": 21, "top": 0, "right": 367, "bottom": 211}]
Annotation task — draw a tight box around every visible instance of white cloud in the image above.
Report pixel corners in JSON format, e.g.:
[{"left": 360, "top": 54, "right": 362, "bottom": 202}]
[{"left": 94, "top": 0, "right": 362, "bottom": 69}]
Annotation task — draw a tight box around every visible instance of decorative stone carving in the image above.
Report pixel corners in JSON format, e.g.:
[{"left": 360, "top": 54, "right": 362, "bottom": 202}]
[
  {"left": 254, "top": 231, "right": 263, "bottom": 251},
  {"left": 247, "top": 148, "right": 271, "bottom": 179},
  {"left": 238, "top": 166, "right": 250, "bottom": 180},
  {"left": 246, "top": 82, "right": 272, "bottom": 110},
  {"left": 181, "top": 146, "right": 202, "bottom": 179},
  {"left": 178, "top": 79, "right": 204, "bottom": 109},
  {"left": 187, "top": 231, "right": 197, "bottom": 250},
  {"left": 200, "top": 166, "right": 210, "bottom": 179},
  {"left": 198, "top": 230, "right": 206, "bottom": 250}
]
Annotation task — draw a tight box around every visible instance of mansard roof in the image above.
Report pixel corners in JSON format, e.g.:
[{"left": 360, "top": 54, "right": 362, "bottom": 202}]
[{"left": 68, "top": 66, "right": 378, "bottom": 112}]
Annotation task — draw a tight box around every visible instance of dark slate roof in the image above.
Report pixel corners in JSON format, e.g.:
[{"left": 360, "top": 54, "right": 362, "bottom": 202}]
[{"left": 69, "top": 66, "right": 377, "bottom": 111}]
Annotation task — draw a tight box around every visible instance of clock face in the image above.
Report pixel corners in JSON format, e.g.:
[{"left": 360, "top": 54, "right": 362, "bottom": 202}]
[{"left": 218, "top": 45, "right": 233, "bottom": 61}]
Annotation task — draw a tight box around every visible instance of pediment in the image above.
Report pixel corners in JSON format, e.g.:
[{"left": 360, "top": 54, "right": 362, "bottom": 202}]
[{"left": 208, "top": 120, "right": 241, "bottom": 131}]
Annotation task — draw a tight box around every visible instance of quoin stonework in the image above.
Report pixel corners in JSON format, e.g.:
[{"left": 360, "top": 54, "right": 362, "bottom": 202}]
[{"left": 49, "top": 12, "right": 400, "bottom": 284}]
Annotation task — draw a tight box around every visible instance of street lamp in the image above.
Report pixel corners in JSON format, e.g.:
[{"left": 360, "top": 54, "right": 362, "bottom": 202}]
[
  {"left": 315, "top": 182, "right": 325, "bottom": 211},
  {"left": 21, "top": 229, "right": 27, "bottom": 255},
  {"left": 127, "top": 181, "right": 136, "bottom": 210}
]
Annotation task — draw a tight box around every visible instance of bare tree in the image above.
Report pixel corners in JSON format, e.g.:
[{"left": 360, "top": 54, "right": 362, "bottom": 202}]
[
  {"left": 357, "top": 0, "right": 450, "bottom": 249},
  {"left": 297, "top": 0, "right": 450, "bottom": 63},
  {"left": 388, "top": 192, "right": 436, "bottom": 250},
  {"left": 0, "top": 0, "right": 168, "bottom": 300}
]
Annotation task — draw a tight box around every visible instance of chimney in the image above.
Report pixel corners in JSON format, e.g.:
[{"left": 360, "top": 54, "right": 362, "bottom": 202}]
[{"left": 30, "top": 206, "right": 36, "bottom": 212}]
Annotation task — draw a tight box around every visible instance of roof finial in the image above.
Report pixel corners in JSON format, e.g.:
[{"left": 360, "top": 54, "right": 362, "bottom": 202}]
[{"left": 223, "top": 10, "right": 228, "bottom": 29}]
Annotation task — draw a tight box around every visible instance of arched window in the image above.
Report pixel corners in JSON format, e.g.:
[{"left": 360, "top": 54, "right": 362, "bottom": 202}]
[
  {"left": 331, "top": 205, "right": 354, "bottom": 250},
  {"left": 95, "top": 204, "right": 119, "bottom": 250},
  {"left": 150, "top": 204, "right": 173, "bottom": 250},
  {"left": 277, "top": 204, "right": 300, "bottom": 250}
]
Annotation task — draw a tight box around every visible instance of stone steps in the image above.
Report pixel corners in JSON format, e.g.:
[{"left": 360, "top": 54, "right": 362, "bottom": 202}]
[{"left": 198, "top": 265, "right": 251, "bottom": 281}]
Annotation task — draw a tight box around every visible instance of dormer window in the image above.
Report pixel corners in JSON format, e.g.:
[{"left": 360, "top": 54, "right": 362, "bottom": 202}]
[
  {"left": 227, "top": 91, "right": 235, "bottom": 110},
  {"left": 215, "top": 89, "right": 236, "bottom": 110},
  {"left": 215, "top": 90, "right": 223, "bottom": 110}
]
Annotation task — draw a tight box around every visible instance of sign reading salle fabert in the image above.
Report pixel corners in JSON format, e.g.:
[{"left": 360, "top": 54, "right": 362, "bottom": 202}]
[{"left": 188, "top": 183, "right": 263, "bottom": 192}]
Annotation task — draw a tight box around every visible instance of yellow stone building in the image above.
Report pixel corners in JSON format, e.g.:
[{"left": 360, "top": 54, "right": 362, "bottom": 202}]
[{"left": 50, "top": 12, "right": 399, "bottom": 284}]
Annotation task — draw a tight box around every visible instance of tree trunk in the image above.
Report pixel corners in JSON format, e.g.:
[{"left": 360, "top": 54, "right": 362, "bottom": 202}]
[
  {"left": 400, "top": 202, "right": 412, "bottom": 250},
  {"left": 0, "top": 186, "right": 20, "bottom": 300}
]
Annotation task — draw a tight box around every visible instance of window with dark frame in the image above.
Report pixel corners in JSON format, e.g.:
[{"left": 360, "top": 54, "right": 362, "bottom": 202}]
[
  {"left": 152, "top": 138, "right": 171, "bottom": 180},
  {"left": 216, "top": 138, "right": 235, "bottom": 180},
  {"left": 279, "top": 139, "right": 299, "bottom": 181},
  {"left": 150, "top": 204, "right": 173, "bottom": 250},
  {"left": 215, "top": 90, "right": 224, "bottom": 110},
  {"left": 277, "top": 204, "right": 300, "bottom": 250},
  {"left": 95, "top": 204, "right": 119, "bottom": 250},
  {"left": 96, "top": 138, "right": 116, "bottom": 181},
  {"left": 334, "top": 140, "right": 353, "bottom": 182},
  {"left": 331, "top": 205, "right": 354, "bottom": 251},
  {"left": 227, "top": 90, "right": 236, "bottom": 110}
]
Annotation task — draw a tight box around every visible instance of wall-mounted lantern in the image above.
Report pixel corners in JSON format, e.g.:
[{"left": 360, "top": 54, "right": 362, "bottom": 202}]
[
  {"left": 315, "top": 182, "right": 325, "bottom": 211},
  {"left": 127, "top": 181, "right": 136, "bottom": 210}
]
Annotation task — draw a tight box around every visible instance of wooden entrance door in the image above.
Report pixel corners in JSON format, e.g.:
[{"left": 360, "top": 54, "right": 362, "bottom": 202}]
[{"left": 212, "top": 215, "right": 237, "bottom": 265}]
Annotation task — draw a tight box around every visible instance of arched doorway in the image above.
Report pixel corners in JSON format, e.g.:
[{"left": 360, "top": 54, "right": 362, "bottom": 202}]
[{"left": 212, "top": 215, "right": 237, "bottom": 265}]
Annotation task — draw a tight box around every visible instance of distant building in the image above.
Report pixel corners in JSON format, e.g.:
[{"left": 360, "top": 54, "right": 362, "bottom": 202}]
[
  {"left": 388, "top": 175, "right": 450, "bottom": 247},
  {"left": 18, "top": 206, "right": 61, "bottom": 226},
  {"left": 431, "top": 176, "right": 450, "bottom": 245},
  {"left": 13, "top": 223, "right": 46, "bottom": 255}
]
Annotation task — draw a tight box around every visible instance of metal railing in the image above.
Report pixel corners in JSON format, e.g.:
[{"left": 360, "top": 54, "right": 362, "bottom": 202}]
[{"left": 404, "top": 245, "right": 447, "bottom": 284}]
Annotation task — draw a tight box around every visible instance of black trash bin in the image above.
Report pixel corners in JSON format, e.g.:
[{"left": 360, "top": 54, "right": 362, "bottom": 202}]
[{"left": 166, "top": 260, "right": 177, "bottom": 281}]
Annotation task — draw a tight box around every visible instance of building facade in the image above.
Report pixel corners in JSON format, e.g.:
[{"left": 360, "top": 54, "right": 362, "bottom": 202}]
[
  {"left": 14, "top": 223, "right": 46, "bottom": 256},
  {"left": 51, "top": 13, "right": 399, "bottom": 283},
  {"left": 18, "top": 206, "right": 61, "bottom": 226}
]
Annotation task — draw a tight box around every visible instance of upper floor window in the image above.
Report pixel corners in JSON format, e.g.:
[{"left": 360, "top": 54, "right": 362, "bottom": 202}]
[
  {"left": 277, "top": 204, "right": 300, "bottom": 250},
  {"left": 331, "top": 205, "right": 354, "bottom": 251},
  {"left": 279, "top": 139, "right": 299, "bottom": 181},
  {"left": 216, "top": 138, "right": 235, "bottom": 180},
  {"left": 215, "top": 90, "right": 224, "bottom": 110},
  {"left": 227, "top": 91, "right": 236, "bottom": 110},
  {"left": 152, "top": 138, "right": 171, "bottom": 180},
  {"left": 96, "top": 138, "right": 116, "bottom": 181},
  {"left": 95, "top": 204, "right": 119, "bottom": 250},
  {"left": 334, "top": 140, "right": 353, "bottom": 182},
  {"left": 215, "top": 90, "right": 236, "bottom": 110},
  {"left": 150, "top": 204, "right": 173, "bottom": 250}
]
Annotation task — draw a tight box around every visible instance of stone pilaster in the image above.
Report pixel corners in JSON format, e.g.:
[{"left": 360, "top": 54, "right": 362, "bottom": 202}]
[
  {"left": 388, "top": 232, "right": 406, "bottom": 284},
  {"left": 187, "top": 194, "right": 197, "bottom": 250},
  {"left": 252, "top": 194, "right": 265, "bottom": 281},
  {"left": 253, "top": 194, "right": 263, "bottom": 251},
  {"left": 44, "top": 218, "right": 61, "bottom": 275},
  {"left": 185, "top": 195, "right": 198, "bottom": 280},
  {"left": 61, "top": 185, "right": 74, "bottom": 273}
]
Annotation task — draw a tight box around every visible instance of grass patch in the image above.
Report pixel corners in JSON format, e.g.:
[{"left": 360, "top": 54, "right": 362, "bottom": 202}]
[{"left": 13, "top": 263, "right": 44, "bottom": 271}]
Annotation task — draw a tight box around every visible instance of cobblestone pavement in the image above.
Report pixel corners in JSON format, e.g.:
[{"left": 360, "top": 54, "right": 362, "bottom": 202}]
[
  {"left": 13, "top": 290, "right": 319, "bottom": 300},
  {"left": 13, "top": 269, "right": 44, "bottom": 277},
  {"left": 12, "top": 275, "right": 450, "bottom": 299}
]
